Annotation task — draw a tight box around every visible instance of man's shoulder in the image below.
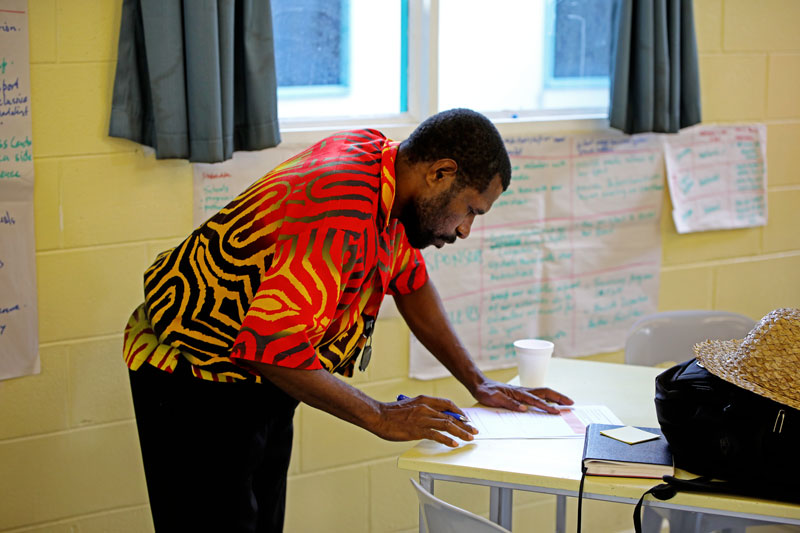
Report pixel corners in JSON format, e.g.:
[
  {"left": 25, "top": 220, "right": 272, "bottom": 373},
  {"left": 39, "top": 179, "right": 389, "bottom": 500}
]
[
  {"left": 294, "top": 129, "right": 389, "bottom": 179},
  {"left": 267, "top": 130, "right": 388, "bottom": 226},
  {"left": 325, "top": 128, "right": 387, "bottom": 142},
  {"left": 315, "top": 128, "right": 388, "bottom": 157}
]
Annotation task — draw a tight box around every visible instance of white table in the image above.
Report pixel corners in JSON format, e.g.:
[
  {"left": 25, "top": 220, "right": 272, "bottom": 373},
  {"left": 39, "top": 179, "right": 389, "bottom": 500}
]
[{"left": 398, "top": 358, "right": 800, "bottom": 531}]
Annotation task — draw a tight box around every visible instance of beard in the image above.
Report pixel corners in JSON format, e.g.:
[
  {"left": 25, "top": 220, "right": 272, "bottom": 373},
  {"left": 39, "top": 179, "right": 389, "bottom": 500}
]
[{"left": 399, "top": 189, "right": 458, "bottom": 249}]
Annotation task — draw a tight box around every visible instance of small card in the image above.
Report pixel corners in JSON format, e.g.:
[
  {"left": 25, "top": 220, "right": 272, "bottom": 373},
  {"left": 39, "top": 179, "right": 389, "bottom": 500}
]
[{"left": 600, "top": 426, "right": 660, "bottom": 445}]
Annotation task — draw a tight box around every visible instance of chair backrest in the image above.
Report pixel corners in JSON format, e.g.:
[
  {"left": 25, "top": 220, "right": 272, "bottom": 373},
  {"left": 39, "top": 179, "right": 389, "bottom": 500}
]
[
  {"left": 624, "top": 310, "right": 756, "bottom": 367},
  {"left": 409, "top": 479, "right": 510, "bottom": 533}
]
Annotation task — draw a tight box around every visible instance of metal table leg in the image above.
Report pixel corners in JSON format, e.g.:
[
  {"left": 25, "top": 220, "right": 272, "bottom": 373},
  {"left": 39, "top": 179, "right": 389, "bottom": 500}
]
[
  {"left": 556, "top": 495, "right": 567, "bottom": 533},
  {"left": 490, "top": 486, "right": 514, "bottom": 530},
  {"left": 419, "top": 473, "right": 434, "bottom": 532}
]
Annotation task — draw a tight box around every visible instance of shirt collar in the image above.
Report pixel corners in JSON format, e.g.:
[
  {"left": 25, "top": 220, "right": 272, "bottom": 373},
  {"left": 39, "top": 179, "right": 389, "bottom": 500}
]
[{"left": 378, "top": 140, "right": 400, "bottom": 229}]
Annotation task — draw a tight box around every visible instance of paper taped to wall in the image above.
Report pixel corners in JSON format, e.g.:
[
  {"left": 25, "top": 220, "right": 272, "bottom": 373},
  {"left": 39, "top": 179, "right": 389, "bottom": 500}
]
[
  {"left": 0, "top": 0, "right": 39, "bottom": 381},
  {"left": 663, "top": 123, "right": 767, "bottom": 233}
]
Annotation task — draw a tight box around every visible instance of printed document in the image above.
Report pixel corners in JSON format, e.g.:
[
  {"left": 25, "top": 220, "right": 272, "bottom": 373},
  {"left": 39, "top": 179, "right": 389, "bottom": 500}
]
[{"left": 464, "top": 405, "right": 623, "bottom": 439}]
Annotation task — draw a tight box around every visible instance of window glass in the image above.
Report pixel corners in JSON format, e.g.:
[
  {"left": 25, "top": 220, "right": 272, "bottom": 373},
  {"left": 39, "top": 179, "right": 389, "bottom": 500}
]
[
  {"left": 273, "top": 0, "right": 405, "bottom": 120},
  {"left": 273, "top": 0, "right": 346, "bottom": 88},
  {"left": 551, "top": 0, "right": 612, "bottom": 81},
  {"left": 438, "top": 0, "right": 610, "bottom": 116}
]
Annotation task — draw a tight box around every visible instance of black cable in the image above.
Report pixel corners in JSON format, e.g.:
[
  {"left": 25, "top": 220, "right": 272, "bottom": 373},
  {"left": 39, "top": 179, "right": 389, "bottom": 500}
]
[{"left": 577, "top": 466, "right": 587, "bottom": 533}]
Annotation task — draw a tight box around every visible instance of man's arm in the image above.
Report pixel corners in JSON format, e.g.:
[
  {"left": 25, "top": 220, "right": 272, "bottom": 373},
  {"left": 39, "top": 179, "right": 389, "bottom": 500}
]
[
  {"left": 393, "top": 278, "right": 573, "bottom": 413},
  {"left": 243, "top": 360, "right": 476, "bottom": 448}
]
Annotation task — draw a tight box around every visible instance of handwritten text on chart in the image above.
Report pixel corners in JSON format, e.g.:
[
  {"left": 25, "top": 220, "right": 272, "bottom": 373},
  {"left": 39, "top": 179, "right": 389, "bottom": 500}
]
[
  {"left": 1, "top": 22, "right": 20, "bottom": 34},
  {"left": 664, "top": 124, "right": 767, "bottom": 233},
  {"left": 0, "top": 76, "right": 29, "bottom": 122},
  {"left": 0, "top": 303, "right": 21, "bottom": 336},
  {"left": 0, "top": 74, "right": 32, "bottom": 181}
]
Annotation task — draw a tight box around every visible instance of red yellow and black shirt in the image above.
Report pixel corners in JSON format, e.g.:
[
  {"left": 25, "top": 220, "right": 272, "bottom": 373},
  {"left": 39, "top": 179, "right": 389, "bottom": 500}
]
[{"left": 123, "top": 130, "right": 428, "bottom": 382}]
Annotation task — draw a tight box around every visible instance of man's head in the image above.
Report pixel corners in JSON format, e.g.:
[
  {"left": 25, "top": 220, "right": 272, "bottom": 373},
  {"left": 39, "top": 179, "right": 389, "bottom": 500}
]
[{"left": 397, "top": 108, "right": 511, "bottom": 249}]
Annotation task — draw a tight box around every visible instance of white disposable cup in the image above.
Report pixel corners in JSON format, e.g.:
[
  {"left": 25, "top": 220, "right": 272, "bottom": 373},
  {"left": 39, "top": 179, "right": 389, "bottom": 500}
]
[{"left": 514, "top": 339, "right": 554, "bottom": 388}]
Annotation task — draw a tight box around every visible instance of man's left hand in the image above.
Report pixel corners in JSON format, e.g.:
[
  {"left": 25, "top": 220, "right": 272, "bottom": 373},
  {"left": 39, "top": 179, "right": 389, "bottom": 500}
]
[{"left": 471, "top": 378, "right": 574, "bottom": 414}]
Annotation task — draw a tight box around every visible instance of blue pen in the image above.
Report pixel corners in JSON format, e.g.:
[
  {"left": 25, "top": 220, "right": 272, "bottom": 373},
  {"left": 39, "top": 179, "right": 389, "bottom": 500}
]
[{"left": 396, "top": 394, "right": 469, "bottom": 422}]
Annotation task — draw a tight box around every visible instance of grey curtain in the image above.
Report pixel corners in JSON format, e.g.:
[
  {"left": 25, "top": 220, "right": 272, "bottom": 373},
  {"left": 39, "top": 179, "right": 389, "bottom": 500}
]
[
  {"left": 609, "top": 0, "right": 701, "bottom": 134},
  {"left": 109, "top": 0, "right": 281, "bottom": 163}
]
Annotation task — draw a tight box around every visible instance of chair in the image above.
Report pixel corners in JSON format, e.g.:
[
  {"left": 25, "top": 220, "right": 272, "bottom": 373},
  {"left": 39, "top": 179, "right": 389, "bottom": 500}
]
[
  {"left": 625, "top": 310, "right": 764, "bottom": 533},
  {"left": 625, "top": 310, "right": 756, "bottom": 367},
  {"left": 410, "top": 478, "right": 511, "bottom": 533}
]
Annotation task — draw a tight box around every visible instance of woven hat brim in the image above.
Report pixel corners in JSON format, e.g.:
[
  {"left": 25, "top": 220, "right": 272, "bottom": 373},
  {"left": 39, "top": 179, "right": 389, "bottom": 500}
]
[{"left": 694, "top": 339, "right": 800, "bottom": 411}]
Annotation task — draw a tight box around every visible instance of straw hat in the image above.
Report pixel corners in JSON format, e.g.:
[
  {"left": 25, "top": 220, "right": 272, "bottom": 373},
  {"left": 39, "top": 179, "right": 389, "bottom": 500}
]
[{"left": 694, "top": 307, "right": 800, "bottom": 411}]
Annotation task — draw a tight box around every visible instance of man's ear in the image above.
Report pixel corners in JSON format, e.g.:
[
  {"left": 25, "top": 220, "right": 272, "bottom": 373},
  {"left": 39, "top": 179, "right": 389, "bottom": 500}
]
[{"left": 425, "top": 158, "right": 458, "bottom": 189}]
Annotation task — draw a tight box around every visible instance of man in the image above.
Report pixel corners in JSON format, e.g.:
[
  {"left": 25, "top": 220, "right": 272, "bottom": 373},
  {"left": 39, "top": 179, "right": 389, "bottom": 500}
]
[{"left": 124, "top": 108, "right": 572, "bottom": 532}]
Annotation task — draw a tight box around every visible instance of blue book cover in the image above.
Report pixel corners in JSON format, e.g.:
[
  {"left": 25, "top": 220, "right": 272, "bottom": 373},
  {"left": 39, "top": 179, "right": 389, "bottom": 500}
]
[{"left": 582, "top": 423, "right": 674, "bottom": 479}]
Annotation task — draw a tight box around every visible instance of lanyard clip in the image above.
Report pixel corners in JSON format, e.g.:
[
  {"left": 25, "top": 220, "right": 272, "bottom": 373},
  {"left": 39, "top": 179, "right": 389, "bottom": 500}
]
[{"left": 358, "top": 316, "right": 376, "bottom": 372}]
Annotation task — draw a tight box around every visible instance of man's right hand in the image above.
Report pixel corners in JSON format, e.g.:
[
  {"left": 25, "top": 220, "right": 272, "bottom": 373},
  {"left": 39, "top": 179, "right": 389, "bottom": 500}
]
[
  {"left": 243, "top": 361, "right": 476, "bottom": 448},
  {"left": 374, "top": 394, "right": 478, "bottom": 448}
]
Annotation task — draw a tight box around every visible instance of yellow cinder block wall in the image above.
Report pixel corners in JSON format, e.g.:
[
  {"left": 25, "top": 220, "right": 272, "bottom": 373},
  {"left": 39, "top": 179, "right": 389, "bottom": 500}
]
[{"left": 0, "top": 0, "right": 798, "bottom": 531}]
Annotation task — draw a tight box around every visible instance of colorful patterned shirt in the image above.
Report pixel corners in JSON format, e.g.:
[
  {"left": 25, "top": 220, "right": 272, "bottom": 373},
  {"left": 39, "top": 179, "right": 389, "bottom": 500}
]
[{"left": 123, "top": 130, "right": 428, "bottom": 382}]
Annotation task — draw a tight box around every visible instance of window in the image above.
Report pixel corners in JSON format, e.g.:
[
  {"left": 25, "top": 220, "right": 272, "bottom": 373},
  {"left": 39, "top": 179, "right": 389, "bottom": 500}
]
[{"left": 272, "top": 0, "right": 611, "bottom": 123}]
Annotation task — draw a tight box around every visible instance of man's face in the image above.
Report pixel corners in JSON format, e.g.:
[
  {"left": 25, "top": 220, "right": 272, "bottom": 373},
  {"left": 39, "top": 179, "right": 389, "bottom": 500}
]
[{"left": 401, "top": 174, "right": 504, "bottom": 249}]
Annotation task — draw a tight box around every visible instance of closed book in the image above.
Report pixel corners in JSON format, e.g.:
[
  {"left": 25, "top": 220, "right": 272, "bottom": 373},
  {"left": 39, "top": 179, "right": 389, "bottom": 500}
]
[{"left": 581, "top": 424, "right": 674, "bottom": 479}]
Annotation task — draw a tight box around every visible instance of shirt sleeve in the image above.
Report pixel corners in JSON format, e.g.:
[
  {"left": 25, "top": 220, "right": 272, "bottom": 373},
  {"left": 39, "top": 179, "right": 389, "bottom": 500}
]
[
  {"left": 229, "top": 224, "right": 356, "bottom": 370},
  {"left": 386, "top": 221, "right": 429, "bottom": 296}
]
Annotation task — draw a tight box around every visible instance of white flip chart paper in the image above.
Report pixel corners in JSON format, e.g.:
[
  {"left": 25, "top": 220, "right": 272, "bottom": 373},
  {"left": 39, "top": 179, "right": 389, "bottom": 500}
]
[
  {"left": 0, "top": 0, "right": 39, "bottom": 380},
  {"left": 663, "top": 123, "right": 767, "bottom": 233}
]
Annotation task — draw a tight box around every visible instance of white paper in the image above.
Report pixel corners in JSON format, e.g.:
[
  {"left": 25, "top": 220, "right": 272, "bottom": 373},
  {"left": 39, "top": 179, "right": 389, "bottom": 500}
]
[
  {"left": 464, "top": 404, "right": 623, "bottom": 439},
  {"left": 663, "top": 123, "right": 767, "bottom": 233},
  {"left": 600, "top": 425, "right": 660, "bottom": 444},
  {"left": 0, "top": 0, "right": 39, "bottom": 380},
  {"left": 411, "top": 132, "right": 664, "bottom": 378}
]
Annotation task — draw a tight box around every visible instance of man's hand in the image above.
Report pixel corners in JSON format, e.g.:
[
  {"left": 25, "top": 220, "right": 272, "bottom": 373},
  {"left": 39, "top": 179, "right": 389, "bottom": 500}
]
[
  {"left": 471, "top": 378, "right": 574, "bottom": 414},
  {"left": 244, "top": 361, "right": 476, "bottom": 448},
  {"left": 394, "top": 281, "right": 573, "bottom": 416},
  {"left": 373, "top": 395, "right": 478, "bottom": 448}
]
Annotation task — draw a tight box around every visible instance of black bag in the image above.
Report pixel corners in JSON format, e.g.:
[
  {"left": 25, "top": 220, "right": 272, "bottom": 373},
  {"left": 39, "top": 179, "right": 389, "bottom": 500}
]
[
  {"left": 631, "top": 358, "right": 800, "bottom": 533},
  {"left": 654, "top": 357, "right": 800, "bottom": 493}
]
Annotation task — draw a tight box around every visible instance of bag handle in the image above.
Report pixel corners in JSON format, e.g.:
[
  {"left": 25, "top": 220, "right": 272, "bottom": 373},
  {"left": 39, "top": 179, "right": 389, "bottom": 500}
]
[
  {"left": 633, "top": 478, "right": 683, "bottom": 533},
  {"left": 634, "top": 475, "right": 800, "bottom": 532}
]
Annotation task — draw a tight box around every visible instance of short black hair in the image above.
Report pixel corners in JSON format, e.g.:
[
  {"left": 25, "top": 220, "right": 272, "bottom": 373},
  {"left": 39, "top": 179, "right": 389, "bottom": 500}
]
[{"left": 400, "top": 108, "right": 511, "bottom": 192}]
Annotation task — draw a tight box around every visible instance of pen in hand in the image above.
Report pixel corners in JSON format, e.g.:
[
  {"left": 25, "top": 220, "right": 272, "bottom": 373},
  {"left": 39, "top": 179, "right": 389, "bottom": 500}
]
[{"left": 396, "top": 394, "right": 470, "bottom": 422}]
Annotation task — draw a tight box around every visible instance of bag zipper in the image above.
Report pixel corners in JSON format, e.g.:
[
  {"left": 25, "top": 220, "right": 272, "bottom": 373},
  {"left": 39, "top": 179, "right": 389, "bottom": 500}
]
[{"left": 773, "top": 409, "right": 786, "bottom": 434}]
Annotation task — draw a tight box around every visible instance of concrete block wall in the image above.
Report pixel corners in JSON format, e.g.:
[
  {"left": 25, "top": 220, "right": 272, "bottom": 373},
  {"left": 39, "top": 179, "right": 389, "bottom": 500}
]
[
  {"left": 657, "top": 0, "right": 800, "bottom": 319},
  {"left": 0, "top": 0, "right": 798, "bottom": 531}
]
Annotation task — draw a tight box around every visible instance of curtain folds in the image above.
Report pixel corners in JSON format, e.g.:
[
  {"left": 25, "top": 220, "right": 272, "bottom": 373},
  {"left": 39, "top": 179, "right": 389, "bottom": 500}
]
[
  {"left": 109, "top": 0, "right": 280, "bottom": 163},
  {"left": 609, "top": 0, "right": 702, "bottom": 134}
]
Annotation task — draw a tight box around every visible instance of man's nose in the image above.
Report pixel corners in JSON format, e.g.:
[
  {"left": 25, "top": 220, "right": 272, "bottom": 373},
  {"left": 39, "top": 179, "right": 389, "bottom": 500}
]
[{"left": 456, "top": 215, "right": 475, "bottom": 239}]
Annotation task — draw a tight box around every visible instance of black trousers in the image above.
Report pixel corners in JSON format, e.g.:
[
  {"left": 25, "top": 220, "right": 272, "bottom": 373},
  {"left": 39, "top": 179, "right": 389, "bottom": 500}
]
[{"left": 128, "top": 362, "right": 299, "bottom": 533}]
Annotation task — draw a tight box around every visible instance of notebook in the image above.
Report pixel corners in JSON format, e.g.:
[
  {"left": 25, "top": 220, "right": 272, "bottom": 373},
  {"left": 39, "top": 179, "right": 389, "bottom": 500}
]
[{"left": 581, "top": 423, "right": 674, "bottom": 479}]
